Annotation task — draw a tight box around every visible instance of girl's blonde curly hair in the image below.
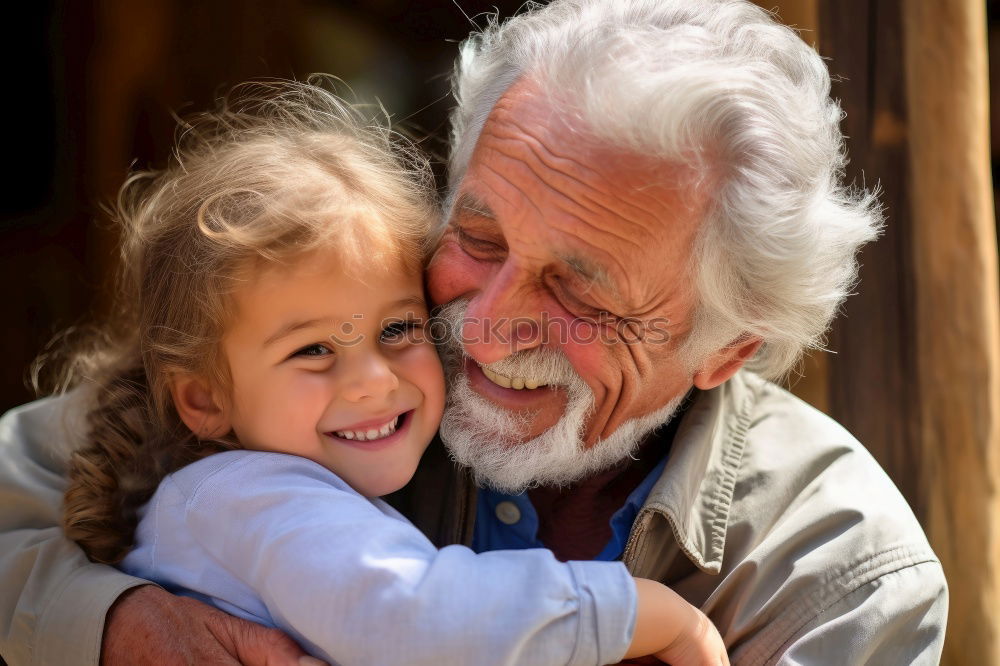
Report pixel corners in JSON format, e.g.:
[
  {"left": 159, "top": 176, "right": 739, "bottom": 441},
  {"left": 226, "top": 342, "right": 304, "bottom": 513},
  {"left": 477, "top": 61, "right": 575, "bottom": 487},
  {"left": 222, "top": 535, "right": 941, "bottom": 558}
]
[{"left": 45, "top": 77, "right": 437, "bottom": 564}]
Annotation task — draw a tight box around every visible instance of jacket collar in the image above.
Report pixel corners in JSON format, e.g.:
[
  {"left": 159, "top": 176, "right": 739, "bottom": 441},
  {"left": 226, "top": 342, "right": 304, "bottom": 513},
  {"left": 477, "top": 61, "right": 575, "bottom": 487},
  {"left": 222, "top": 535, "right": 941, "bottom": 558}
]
[{"left": 639, "top": 370, "right": 758, "bottom": 574}]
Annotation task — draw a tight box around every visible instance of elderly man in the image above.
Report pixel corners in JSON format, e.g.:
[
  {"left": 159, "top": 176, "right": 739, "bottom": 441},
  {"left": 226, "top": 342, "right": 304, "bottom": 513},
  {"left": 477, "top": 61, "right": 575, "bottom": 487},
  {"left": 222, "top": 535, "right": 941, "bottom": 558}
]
[{"left": 0, "top": 0, "right": 946, "bottom": 664}]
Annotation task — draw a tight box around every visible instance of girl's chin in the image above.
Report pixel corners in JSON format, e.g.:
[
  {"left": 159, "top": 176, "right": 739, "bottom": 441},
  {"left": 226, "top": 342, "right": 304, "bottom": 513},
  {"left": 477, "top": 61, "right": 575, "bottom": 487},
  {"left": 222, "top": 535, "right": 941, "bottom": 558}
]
[{"left": 354, "top": 469, "right": 418, "bottom": 498}]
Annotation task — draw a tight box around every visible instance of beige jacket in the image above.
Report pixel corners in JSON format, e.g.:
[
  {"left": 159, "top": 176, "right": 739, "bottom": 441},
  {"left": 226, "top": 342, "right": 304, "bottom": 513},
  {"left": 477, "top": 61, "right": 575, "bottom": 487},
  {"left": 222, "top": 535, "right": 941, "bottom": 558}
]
[{"left": 0, "top": 371, "right": 946, "bottom": 665}]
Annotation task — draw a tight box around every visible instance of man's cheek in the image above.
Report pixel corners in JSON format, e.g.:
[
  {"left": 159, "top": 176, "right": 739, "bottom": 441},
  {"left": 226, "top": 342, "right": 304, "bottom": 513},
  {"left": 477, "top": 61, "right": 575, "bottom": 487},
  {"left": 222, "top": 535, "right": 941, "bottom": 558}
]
[
  {"left": 562, "top": 338, "right": 614, "bottom": 390},
  {"left": 579, "top": 336, "right": 655, "bottom": 405},
  {"left": 426, "top": 243, "right": 485, "bottom": 306}
]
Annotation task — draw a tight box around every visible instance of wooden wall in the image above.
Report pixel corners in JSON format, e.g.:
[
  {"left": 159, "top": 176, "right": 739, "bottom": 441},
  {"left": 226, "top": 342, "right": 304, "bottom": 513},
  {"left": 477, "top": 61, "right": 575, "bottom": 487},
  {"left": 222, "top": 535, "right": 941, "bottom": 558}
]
[
  {"left": 761, "top": 1, "right": 1000, "bottom": 663},
  {"left": 0, "top": 0, "right": 525, "bottom": 411}
]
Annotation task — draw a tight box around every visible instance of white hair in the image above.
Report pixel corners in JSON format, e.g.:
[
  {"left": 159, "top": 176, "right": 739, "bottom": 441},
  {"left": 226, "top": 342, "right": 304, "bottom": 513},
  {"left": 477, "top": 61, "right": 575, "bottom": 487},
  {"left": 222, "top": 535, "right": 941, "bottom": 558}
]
[
  {"left": 436, "top": 299, "right": 682, "bottom": 492},
  {"left": 446, "top": 0, "right": 883, "bottom": 379}
]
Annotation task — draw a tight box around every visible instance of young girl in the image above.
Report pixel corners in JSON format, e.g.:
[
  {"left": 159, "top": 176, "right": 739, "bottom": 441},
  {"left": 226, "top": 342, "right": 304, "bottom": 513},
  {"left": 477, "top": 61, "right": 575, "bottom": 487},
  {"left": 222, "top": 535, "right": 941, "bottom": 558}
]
[{"left": 57, "top": 79, "right": 728, "bottom": 666}]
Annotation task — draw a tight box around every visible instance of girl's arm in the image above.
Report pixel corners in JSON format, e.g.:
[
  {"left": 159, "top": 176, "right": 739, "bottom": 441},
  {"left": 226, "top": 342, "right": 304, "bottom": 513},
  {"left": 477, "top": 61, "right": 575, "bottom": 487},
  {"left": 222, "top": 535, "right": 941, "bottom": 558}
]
[{"left": 176, "top": 450, "right": 636, "bottom": 666}]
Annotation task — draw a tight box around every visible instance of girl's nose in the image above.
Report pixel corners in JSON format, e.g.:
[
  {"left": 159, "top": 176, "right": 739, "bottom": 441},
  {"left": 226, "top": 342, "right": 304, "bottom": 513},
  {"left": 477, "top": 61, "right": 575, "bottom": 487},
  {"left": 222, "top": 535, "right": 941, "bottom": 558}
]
[{"left": 340, "top": 353, "right": 400, "bottom": 403}]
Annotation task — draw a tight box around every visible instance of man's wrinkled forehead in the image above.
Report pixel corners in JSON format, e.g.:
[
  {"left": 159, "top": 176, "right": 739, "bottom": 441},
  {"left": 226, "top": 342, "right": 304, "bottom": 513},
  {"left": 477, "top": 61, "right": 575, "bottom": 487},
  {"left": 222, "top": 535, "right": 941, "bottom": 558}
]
[
  {"left": 461, "top": 80, "right": 707, "bottom": 229},
  {"left": 481, "top": 77, "right": 600, "bottom": 153},
  {"left": 466, "top": 77, "right": 711, "bottom": 209}
]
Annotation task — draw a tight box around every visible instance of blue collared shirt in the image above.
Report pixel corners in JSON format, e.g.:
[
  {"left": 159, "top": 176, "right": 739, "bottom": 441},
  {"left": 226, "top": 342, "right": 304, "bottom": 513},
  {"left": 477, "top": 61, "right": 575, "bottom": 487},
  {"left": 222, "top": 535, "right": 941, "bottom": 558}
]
[{"left": 473, "top": 452, "right": 670, "bottom": 560}]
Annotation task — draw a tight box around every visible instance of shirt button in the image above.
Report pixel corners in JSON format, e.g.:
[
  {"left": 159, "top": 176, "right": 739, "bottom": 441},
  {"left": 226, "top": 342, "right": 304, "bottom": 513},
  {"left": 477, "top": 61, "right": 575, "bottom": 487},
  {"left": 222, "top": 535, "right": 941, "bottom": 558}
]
[{"left": 495, "top": 501, "right": 521, "bottom": 525}]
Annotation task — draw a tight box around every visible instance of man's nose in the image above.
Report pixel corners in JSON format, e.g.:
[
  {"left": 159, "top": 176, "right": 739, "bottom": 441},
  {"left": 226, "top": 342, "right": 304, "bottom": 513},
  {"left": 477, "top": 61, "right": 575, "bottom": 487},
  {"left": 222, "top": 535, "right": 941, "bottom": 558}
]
[
  {"left": 339, "top": 352, "right": 400, "bottom": 403},
  {"left": 462, "top": 263, "right": 544, "bottom": 364}
]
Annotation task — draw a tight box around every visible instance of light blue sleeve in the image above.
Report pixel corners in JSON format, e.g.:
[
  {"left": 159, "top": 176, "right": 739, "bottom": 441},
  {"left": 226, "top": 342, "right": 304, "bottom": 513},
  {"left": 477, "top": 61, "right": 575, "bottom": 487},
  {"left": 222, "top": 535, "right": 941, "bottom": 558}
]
[{"left": 180, "top": 452, "right": 636, "bottom": 666}]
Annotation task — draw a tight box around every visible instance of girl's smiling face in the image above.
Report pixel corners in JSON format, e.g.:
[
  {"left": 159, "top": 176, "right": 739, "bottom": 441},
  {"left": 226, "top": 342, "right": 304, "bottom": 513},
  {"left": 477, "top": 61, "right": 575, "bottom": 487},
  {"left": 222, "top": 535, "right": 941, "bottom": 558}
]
[{"left": 219, "top": 246, "right": 445, "bottom": 498}]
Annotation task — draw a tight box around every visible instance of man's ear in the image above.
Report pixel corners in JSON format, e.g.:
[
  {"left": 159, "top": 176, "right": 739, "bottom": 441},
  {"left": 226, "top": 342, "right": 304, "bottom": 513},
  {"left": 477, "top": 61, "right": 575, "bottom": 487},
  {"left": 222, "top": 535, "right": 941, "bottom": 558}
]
[
  {"left": 169, "top": 373, "right": 231, "bottom": 439},
  {"left": 692, "top": 335, "right": 764, "bottom": 391}
]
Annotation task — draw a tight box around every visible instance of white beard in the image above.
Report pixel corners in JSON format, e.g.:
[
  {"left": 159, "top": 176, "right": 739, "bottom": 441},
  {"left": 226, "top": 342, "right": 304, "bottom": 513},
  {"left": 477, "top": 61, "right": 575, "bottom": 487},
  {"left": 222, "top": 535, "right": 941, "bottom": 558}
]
[{"left": 435, "top": 299, "right": 683, "bottom": 493}]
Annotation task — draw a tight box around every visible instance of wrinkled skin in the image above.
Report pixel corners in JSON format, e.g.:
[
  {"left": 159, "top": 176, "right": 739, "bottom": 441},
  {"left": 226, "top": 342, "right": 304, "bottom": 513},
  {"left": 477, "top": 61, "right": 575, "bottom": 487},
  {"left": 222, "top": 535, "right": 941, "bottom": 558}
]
[
  {"left": 102, "top": 586, "right": 321, "bottom": 666},
  {"left": 427, "top": 80, "right": 745, "bottom": 451}
]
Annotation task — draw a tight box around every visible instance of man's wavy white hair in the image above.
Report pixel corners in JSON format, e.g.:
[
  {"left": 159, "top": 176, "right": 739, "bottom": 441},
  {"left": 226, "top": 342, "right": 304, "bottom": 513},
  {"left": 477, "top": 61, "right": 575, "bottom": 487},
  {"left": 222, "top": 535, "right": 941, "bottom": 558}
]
[{"left": 446, "top": 0, "right": 882, "bottom": 380}]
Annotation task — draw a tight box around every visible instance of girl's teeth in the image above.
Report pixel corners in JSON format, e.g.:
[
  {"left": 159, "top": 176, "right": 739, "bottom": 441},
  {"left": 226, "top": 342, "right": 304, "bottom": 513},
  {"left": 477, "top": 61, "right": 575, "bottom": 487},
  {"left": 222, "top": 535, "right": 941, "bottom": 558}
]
[{"left": 334, "top": 417, "right": 399, "bottom": 441}]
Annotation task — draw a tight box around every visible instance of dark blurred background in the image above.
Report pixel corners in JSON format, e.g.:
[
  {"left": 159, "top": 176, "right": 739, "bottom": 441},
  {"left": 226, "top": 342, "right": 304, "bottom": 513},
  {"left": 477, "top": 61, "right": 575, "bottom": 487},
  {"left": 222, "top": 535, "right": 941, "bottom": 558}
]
[
  {"left": 2, "top": 1, "right": 998, "bottom": 414},
  {"left": 2, "top": 2, "right": 998, "bottom": 664},
  {"left": 0, "top": 0, "right": 527, "bottom": 412}
]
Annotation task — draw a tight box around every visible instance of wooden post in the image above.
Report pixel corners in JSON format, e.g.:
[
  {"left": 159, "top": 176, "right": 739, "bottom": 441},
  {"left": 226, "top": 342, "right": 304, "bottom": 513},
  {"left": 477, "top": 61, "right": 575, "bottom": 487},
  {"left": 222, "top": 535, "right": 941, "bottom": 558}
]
[
  {"left": 903, "top": 1, "right": 1000, "bottom": 663},
  {"left": 819, "top": 1, "right": 1000, "bottom": 662}
]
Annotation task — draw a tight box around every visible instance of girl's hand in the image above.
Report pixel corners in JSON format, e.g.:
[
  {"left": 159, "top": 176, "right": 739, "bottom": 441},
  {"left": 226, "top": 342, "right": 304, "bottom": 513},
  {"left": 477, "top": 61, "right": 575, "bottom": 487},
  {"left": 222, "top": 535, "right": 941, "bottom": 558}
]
[
  {"left": 626, "top": 578, "right": 729, "bottom": 665},
  {"left": 651, "top": 604, "right": 729, "bottom": 666}
]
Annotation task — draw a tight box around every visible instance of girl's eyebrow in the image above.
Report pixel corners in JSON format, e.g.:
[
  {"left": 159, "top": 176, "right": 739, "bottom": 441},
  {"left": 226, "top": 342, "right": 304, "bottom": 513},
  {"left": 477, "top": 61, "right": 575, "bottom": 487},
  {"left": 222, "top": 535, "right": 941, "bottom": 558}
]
[
  {"left": 263, "top": 318, "right": 331, "bottom": 347},
  {"left": 385, "top": 295, "right": 427, "bottom": 311},
  {"left": 263, "top": 296, "right": 425, "bottom": 347}
]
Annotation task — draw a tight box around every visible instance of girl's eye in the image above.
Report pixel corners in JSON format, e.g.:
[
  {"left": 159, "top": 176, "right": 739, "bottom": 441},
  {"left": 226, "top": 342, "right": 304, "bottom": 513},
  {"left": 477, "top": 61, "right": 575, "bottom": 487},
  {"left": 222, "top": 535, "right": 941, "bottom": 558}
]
[
  {"left": 380, "top": 320, "right": 422, "bottom": 345},
  {"left": 293, "top": 343, "right": 332, "bottom": 358}
]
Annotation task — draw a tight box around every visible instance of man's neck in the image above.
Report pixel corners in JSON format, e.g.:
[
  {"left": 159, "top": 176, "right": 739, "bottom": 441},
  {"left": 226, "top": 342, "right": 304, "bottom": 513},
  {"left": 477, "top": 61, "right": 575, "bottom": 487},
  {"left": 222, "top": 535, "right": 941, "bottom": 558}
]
[{"left": 527, "top": 415, "right": 682, "bottom": 561}]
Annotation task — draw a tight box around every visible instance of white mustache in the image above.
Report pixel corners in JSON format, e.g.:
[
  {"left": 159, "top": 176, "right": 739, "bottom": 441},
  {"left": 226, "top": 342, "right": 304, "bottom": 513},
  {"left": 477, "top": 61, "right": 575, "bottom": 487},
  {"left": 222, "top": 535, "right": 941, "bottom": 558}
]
[
  {"left": 480, "top": 347, "right": 579, "bottom": 386},
  {"left": 434, "top": 298, "right": 581, "bottom": 387},
  {"left": 435, "top": 297, "right": 682, "bottom": 492}
]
